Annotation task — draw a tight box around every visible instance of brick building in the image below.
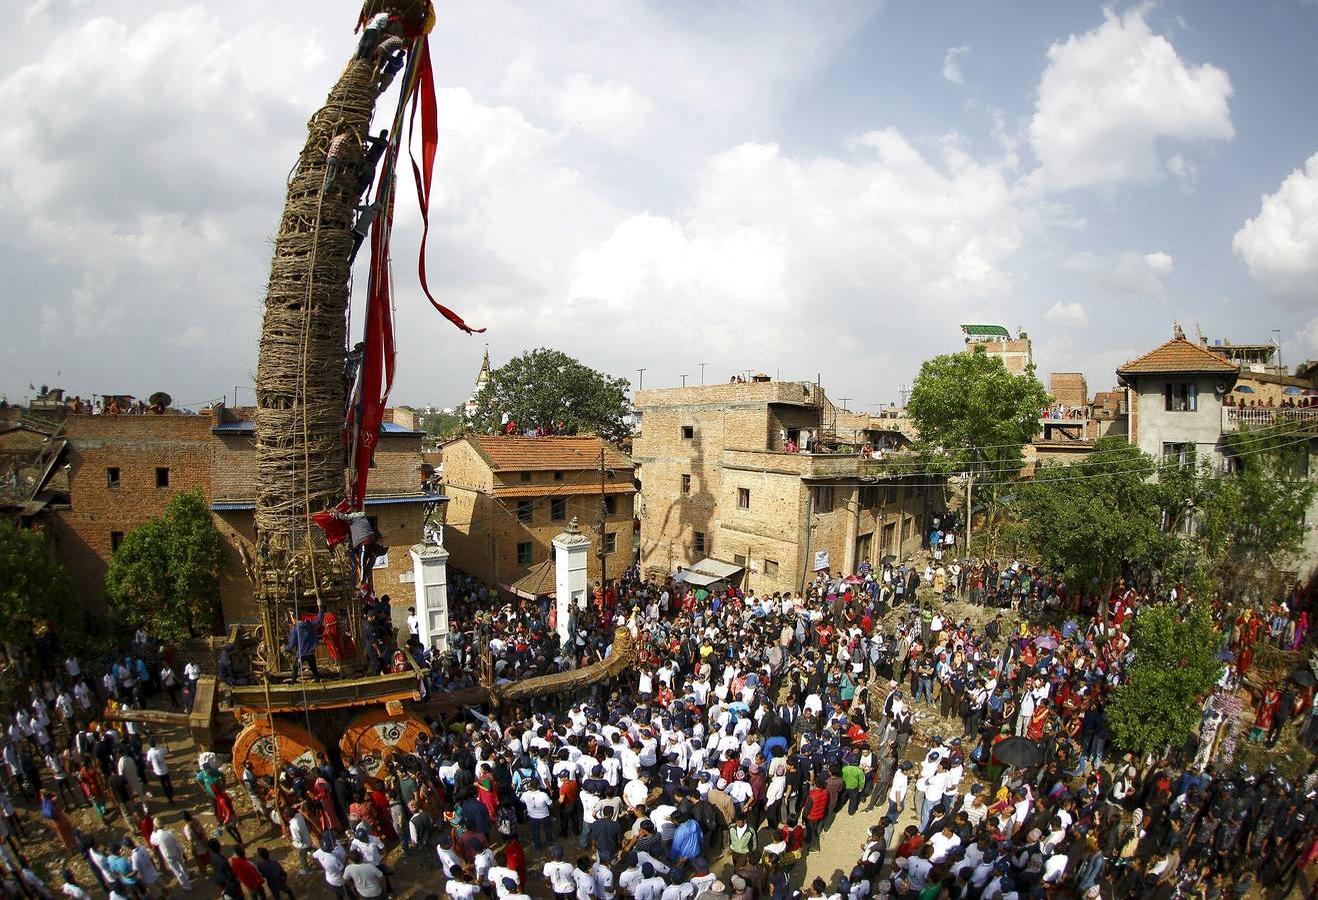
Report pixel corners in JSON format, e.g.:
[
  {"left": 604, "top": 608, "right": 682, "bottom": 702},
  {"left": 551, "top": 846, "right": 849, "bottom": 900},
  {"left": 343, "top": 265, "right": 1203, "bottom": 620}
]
[
  {"left": 25, "top": 406, "right": 435, "bottom": 626},
  {"left": 960, "top": 324, "right": 1034, "bottom": 375},
  {"left": 632, "top": 381, "right": 938, "bottom": 596},
  {"left": 439, "top": 435, "right": 636, "bottom": 590}
]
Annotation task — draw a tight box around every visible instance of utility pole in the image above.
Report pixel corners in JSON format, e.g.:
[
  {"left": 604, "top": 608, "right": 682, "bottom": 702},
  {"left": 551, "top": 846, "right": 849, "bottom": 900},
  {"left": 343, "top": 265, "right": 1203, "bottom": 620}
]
[
  {"left": 964, "top": 469, "right": 973, "bottom": 554},
  {"left": 636, "top": 368, "right": 646, "bottom": 392},
  {"left": 838, "top": 398, "right": 852, "bottom": 412},
  {"left": 698, "top": 362, "right": 708, "bottom": 385},
  {"left": 680, "top": 374, "right": 688, "bottom": 387}
]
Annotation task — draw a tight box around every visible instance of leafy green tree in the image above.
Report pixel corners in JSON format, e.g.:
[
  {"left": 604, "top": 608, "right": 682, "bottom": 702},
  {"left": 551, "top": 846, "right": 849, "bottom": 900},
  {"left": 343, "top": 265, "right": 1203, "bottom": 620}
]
[
  {"left": 1009, "top": 437, "right": 1177, "bottom": 600},
  {"left": 0, "top": 522, "right": 78, "bottom": 645},
  {"left": 419, "top": 410, "right": 463, "bottom": 440},
  {"left": 906, "top": 347, "right": 1052, "bottom": 542},
  {"left": 105, "top": 489, "right": 226, "bottom": 642},
  {"left": 470, "top": 348, "right": 634, "bottom": 444},
  {"left": 1108, "top": 604, "right": 1222, "bottom": 755}
]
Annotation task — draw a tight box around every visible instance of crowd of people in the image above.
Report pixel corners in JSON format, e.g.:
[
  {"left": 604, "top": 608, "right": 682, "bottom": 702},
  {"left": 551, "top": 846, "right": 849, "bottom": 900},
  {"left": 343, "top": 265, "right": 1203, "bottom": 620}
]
[{"left": 2, "top": 546, "right": 1317, "bottom": 899}]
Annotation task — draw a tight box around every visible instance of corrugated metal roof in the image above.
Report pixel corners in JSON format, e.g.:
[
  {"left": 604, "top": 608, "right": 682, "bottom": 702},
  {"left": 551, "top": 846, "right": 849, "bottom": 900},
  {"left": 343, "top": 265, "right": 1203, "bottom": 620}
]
[
  {"left": 960, "top": 324, "right": 1011, "bottom": 338},
  {"left": 210, "top": 493, "right": 445, "bottom": 512}
]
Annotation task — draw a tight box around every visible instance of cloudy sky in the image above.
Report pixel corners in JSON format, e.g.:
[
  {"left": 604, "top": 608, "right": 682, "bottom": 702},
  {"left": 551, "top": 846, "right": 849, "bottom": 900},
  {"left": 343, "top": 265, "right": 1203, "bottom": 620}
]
[{"left": 2, "top": 0, "right": 1317, "bottom": 412}]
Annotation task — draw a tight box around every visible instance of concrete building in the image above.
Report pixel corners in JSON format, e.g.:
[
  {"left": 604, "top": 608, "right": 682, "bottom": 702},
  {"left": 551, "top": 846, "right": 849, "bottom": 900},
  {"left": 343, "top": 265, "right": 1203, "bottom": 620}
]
[
  {"left": 960, "top": 324, "right": 1033, "bottom": 375},
  {"left": 18, "top": 405, "right": 437, "bottom": 628},
  {"left": 632, "top": 381, "right": 938, "bottom": 596},
  {"left": 1117, "top": 332, "right": 1240, "bottom": 468},
  {"left": 439, "top": 434, "right": 636, "bottom": 591}
]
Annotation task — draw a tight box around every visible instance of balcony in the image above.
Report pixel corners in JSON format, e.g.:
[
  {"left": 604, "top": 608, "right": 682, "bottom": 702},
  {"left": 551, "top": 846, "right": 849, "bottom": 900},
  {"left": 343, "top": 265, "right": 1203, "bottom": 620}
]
[
  {"left": 1222, "top": 406, "right": 1318, "bottom": 432},
  {"left": 720, "top": 447, "right": 905, "bottom": 480}
]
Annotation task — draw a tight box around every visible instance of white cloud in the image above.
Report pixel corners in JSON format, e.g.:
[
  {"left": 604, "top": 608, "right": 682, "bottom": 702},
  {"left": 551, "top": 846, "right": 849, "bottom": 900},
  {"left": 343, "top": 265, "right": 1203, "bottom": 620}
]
[
  {"left": 1028, "top": 7, "right": 1234, "bottom": 192},
  {"left": 1232, "top": 152, "right": 1318, "bottom": 303},
  {"left": 1144, "top": 251, "right": 1174, "bottom": 277},
  {"left": 942, "top": 45, "right": 969, "bottom": 85},
  {"left": 566, "top": 129, "right": 1034, "bottom": 366},
  {"left": 550, "top": 73, "right": 653, "bottom": 145},
  {"left": 1066, "top": 250, "right": 1175, "bottom": 296},
  {"left": 1045, "top": 301, "right": 1089, "bottom": 325},
  {"left": 1301, "top": 318, "right": 1318, "bottom": 356}
]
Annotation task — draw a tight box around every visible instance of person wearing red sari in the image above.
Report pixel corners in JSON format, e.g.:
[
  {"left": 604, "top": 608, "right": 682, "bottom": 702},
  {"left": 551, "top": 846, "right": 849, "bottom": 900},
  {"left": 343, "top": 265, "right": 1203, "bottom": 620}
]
[
  {"left": 214, "top": 786, "right": 243, "bottom": 844},
  {"left": 312, "top": 777, "right": 343, "bottom": 832},
  {"left": 476, "top": 773, "right": 499, "bottom": 824},
  {"left": 368, "top": 784, "right": 398, "bottom": 841},
  {"left": 1257, "top": 686, "right": 1283, "bottom": 731},
  {"left": 1026, "top": 702, "right": 1052, "bottom": 741},
  {"left": 78, "top": 760, "right": 108, "bottom": 821}
]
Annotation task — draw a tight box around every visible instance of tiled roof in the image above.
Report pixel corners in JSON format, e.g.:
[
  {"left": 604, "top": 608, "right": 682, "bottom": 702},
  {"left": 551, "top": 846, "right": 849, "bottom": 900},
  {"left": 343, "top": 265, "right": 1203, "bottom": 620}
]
[
  {"left": 467, "top": 435, "right": 632, "bottom": 472},
  {"left": 1116, "top": 338, "right": 1239, "bottom": 377}
]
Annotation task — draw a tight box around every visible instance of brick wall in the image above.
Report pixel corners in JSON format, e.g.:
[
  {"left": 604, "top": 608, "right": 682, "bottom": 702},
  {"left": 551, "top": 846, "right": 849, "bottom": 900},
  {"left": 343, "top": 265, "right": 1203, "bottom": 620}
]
[
  {"left": 49, "top": 412, "right": 428, "bottom": 625},
  {"left": 965, "top": 338, "right": 1033, "bottom": 375},
  {"left": 1049, "top": 373, "right": 1088, "bottom": 409},
  {"left": 440, "top": 440, "right": 635, "bottom": 587}
]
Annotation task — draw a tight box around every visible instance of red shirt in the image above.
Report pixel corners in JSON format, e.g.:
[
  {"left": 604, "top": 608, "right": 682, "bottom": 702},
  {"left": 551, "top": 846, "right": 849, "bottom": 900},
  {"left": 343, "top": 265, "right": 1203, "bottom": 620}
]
[
  {"left": 805, "top": 786, "right": 830, "bottom": 821},
  {"left": 230, "top": 856, "right": 265, "bottom": 890}
]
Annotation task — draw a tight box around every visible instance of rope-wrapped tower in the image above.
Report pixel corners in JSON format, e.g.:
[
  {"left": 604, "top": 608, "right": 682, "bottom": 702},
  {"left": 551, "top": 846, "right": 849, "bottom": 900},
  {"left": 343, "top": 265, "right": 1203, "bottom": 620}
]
[{"left": 252, "top": 1, "right": 433, "bottom": 674}]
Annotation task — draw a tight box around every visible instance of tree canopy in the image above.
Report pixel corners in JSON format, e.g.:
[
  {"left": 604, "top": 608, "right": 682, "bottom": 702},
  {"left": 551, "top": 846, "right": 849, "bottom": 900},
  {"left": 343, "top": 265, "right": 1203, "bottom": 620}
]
[
  {"left": 1107, "top": 604, "right": 1222, "bottom": 755},
  {"left": 0, "top": 522, "right": 78, "bottom": 646},
  {"left": 906, "top": 347, "right": 1052, "bottom": 538},
  {"left": 470, "top": 348, "right": 634, "bottom": 444},
  {"left": 1010, "top": 436, "right": 1177, "bottom": 598},
  {"left": 105, "top": 489, "right": 226, "bottom": 643}
]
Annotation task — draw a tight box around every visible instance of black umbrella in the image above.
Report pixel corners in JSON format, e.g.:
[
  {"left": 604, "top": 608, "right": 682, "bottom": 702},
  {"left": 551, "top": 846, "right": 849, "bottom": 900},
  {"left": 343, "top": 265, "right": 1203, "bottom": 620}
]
[
  {"left": 1292, "top": 669, "right": 1316, "bottom": 687},
  {"left": 880, "top": 555, "right": 897, "bottom": 565},
  {"left": 992, "top": 736, "right": 1043, "bottom": 769}
]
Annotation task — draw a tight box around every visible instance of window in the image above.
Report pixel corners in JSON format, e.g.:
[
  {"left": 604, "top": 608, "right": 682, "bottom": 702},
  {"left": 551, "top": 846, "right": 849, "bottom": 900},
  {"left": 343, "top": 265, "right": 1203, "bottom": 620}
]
[
  {"left": 604, "top": 495, "right": 618, "bottom": 516},
  {"left": 516, "top": 542, "right": 533, "bottom": 565},
  {"left": 681, "top": 425, "right": 694, "bottom": 439},
  {"left": 1164, "top": 382, "right": 1198, "bottom": 412},
  {"left": 737, "top": 487, "right": 750, "bottom": 509},
  {"left": 694, "top": 531, "right": 706, "bottom": 553},
  {"left": 812, "top": 485, "right": 834, "bottom": 513},
  {"left": 155, "top": 467, "right": 170, "bottom": 488},
  {"left": 860, "top": 486, "right": 879, "bottom": 509},
  {"left": 106, "top": 467, "right": 121, "bottom": 489},
  {"left": 551, "top": 498, "right": 566, "bottom": 521},
  {"left": 764, "top": 558, "right": 779, "bottom": 577},
  {"left": 1162, "top": 442, "right": 1191, "bottom": 467},
  {"left": 681, "top": 474, "right": 692, "bottom": 494},
  {"left": 520, "top": 472, "right": 532, "bottom": 483},
  {"left": 856, "top": 532, "right": 873, "bottom": 566},
  {"left": 603, "top": 532, "right": 617, "bottom": 552},
  {"left": 517, "top": 499, "right": 533, "bottom": 523},
  {"left": 554, "top": 471, "right": 564, "bottom": 481},
  {"left": 110, "top": 531, "right": 124, "bottom": 553},
  {"left": 885, "top": 485, "right": 898, "bottom": 504},
  {"left": 882, "top": 521, "right": 897, "bottom": 552},
  {"left": 901, "top": 516, "right": 912, "bottom": 541},
  {"left": 734, "top": 553, "right": 747, "bottom": 568}
]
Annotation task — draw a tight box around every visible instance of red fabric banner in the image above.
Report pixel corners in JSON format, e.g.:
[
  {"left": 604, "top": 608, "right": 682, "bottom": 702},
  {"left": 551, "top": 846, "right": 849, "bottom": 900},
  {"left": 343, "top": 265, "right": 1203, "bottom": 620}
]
[{"left": 409, "top": 38, "right": 484, "bottom": 334}]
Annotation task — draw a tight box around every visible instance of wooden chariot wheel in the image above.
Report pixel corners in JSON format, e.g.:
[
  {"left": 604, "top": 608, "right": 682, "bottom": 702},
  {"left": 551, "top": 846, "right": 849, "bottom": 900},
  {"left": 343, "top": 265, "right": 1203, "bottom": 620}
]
[
  {"left": 339, "top": 707, "right": 431, "bottom": 778},
  {"left": 231, "top": 717, "right": 328, "bottom": 779}
]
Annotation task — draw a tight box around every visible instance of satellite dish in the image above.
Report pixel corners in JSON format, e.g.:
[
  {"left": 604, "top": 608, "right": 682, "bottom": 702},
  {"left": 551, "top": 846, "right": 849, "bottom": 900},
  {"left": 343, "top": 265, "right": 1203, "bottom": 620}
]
[
  {"left": 149, "top": 391, "right": 172, "bottom": 408},
  {"left": 1213, "top": 382, "right": 1227, "bottom": 396}
]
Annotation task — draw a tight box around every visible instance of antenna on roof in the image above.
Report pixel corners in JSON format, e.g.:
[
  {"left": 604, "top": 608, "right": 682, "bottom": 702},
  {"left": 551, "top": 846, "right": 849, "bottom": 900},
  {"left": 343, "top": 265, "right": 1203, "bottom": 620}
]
[
  {"left": 1194, "top": 322, "right": 1205, "bottom": 345},
  {"left": 1172, "top": 322, "right": 1185, "bottom": 340}
]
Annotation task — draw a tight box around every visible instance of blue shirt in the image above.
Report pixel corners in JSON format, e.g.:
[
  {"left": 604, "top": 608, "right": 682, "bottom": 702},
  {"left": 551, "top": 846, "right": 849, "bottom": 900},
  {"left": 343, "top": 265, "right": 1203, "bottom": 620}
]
[{"left": 670, "top": 819, "right": 703, "bottom": 862}]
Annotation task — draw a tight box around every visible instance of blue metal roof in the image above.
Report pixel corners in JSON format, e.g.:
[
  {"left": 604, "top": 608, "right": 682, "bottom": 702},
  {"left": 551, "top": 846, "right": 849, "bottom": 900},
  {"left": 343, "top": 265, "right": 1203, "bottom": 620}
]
[
  {"left": 212, "top": 420, "right": 423, "bottom": 437},
  {"left": 211, "top": 493, "right": 446, "bottom": 512}
]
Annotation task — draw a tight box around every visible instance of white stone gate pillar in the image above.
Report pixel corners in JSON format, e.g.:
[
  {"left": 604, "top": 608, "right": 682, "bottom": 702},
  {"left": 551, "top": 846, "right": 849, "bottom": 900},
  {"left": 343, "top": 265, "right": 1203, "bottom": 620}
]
[
  {"left": 410, "top": 542, "right": 450, "bottom": 652},
  {"left": 552, "top": 519, "right": 591, "bottom": 644}
]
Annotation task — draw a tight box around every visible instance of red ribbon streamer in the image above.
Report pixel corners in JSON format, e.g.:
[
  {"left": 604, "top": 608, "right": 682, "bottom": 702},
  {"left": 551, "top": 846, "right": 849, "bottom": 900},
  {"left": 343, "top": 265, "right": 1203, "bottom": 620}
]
[{"left": 410, "top": 38, "right": 485, "bottom": 334}]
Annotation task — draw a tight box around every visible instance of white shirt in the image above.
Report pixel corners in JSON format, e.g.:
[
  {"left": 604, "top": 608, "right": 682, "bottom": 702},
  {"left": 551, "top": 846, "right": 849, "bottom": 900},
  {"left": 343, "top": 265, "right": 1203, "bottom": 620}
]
[
  {"left": 543, "top": 860, "right": 576, "bottom": 894},
  {"left": 313, "top": 848, "right": 346, "bottom": 886},
  {"left": 523, "top": 789, "right": 552, "bottom": 820},
  {"left": 146, "top": 747, "right": 169, "bottom": 776}
]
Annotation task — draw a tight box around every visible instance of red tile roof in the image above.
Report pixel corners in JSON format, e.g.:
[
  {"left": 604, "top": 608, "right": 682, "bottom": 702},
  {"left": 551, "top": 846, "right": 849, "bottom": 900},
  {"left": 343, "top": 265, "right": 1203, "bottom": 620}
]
[
  {"left": 1117, "top": 338, "right": 1239, "bottom": 377},
  {"left": 466, "top": 435, "right": 632, "bottom": 472}
]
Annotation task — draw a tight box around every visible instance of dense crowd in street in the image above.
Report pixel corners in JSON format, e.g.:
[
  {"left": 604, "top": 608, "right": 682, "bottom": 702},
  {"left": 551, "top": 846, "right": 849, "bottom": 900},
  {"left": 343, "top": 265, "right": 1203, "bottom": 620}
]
[{"left": 2, "top": 543, "right": 1317, "bottom": 899}]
